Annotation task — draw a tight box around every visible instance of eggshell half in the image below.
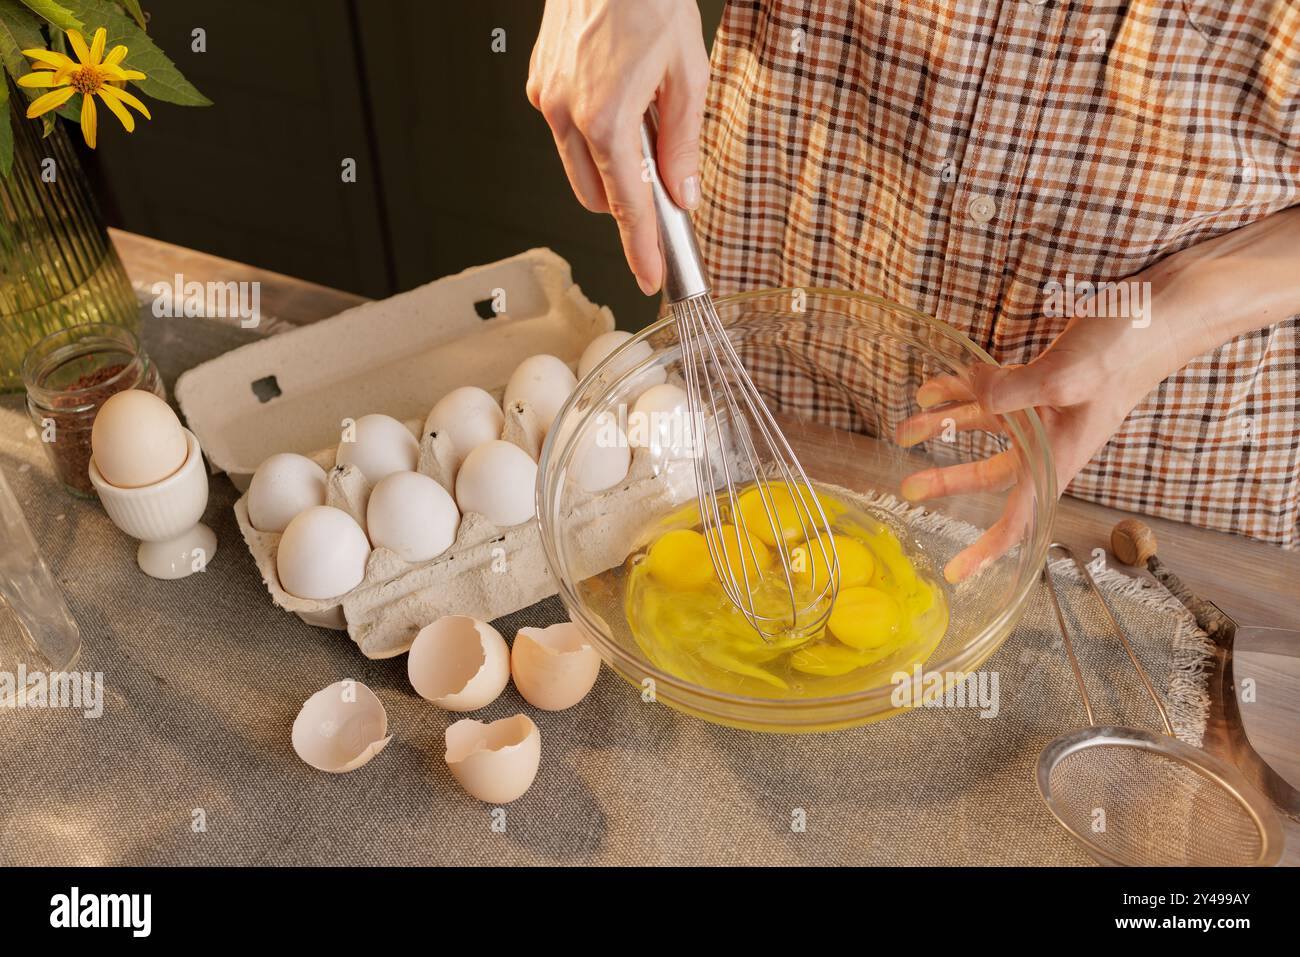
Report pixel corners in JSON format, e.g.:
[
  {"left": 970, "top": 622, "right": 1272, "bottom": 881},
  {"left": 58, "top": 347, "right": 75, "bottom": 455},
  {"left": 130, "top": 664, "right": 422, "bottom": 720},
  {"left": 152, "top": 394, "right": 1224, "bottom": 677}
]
[
  {"left": 291, "top": 680, "right": 391, "bottom": 773},
  {"left": 408, "top": 616, "right": 510, "bottom": 711},
  {"left": 444, "top": 714, "right": 541, "bottom": 803},
  {"left": 511, "top": 622, "right": 601, "bottom": 710}
]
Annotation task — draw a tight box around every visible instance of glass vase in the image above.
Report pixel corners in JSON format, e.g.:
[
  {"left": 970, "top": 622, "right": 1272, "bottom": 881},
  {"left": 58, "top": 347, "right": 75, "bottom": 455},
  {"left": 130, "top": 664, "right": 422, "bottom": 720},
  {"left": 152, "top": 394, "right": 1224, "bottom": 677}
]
[{"left": 0, "top": 83, "right": 139, "bottom": 392}]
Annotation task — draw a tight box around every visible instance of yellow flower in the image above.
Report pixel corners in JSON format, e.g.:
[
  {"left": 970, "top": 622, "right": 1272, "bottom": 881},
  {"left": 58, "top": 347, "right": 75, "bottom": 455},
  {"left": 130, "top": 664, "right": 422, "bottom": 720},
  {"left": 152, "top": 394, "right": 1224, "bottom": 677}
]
[{"left": 18, "top": 27, "right": 151, "bottom": 149}]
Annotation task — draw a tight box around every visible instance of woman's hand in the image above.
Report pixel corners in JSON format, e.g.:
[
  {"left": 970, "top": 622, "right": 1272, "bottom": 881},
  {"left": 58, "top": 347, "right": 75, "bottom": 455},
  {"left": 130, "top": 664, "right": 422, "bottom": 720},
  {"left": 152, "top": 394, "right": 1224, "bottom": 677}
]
[
  {"left": 896, "top": 315, "right": 1168, "bottom": 582},
  {"left": 899, "top": 336, "right": 1163, "bottom": 583},
  {"left": 527, "top": 0, "right": 709, "bottom": 295},
  {"left": 897, "top": 202, "right": 1300, "bottom": 581}
]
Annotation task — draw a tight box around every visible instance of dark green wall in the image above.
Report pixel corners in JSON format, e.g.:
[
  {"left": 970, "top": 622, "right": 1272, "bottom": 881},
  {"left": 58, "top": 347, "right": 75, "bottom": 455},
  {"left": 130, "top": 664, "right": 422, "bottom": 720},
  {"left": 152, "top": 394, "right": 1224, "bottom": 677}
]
[{"left": 85, "top": 0, "right": 726, "bottom": 331}]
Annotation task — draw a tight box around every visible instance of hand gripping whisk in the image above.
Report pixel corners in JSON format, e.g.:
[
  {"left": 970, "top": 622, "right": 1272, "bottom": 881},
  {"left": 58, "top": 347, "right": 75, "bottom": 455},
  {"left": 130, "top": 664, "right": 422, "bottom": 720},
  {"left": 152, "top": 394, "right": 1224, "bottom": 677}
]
[{"left": 639, "top": 108, "right": 840, "bottom": 639}]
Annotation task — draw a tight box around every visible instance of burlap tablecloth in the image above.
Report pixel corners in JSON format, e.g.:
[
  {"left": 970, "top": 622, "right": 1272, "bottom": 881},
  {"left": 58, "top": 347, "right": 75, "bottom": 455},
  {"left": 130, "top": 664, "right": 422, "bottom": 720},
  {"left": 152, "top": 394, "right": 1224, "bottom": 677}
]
[{"left": 0, "top": 314, "right": 1212, "bottom": 866}]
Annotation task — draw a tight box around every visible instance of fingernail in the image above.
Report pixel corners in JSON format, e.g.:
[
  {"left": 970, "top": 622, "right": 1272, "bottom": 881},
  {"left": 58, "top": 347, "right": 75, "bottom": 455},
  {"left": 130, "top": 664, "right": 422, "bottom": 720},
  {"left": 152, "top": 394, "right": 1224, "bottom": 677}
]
[
  {"left": 636, "top": 274, "right": 656, "bottom": 296},
  {"left": 681, "top": 175, "right": 700, "bottom": 210},
  {"left": 915, "top": 383, "right": 942, "bottom": 409},
  {"left": 900, "top": 475, "right": 928, "bottom": 502},
  {"left": 895, "top": 421, "right": 925, "bottom": 448}
]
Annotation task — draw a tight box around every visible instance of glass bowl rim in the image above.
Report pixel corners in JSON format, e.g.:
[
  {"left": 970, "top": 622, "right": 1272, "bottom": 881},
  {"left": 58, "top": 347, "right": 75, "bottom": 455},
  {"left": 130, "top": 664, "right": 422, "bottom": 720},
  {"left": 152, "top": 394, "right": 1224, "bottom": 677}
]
[{"left": 536, "top": 286, "right": 1057, "bottom": 722}]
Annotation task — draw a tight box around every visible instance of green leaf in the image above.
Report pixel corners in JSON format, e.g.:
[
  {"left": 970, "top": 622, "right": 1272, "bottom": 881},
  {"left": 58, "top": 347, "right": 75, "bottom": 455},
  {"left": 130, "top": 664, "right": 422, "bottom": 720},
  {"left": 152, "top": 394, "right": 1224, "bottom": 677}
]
[
  {"left": 0, "top": 0, "right": 48, "bottom": 80},
  {"left": 18, "top": 0, "right": 80, "bottom": 32},
  {"left": 0, "top": 81, "right": 13, "bottom": 177},
  {"left": 0, "top": 1, "right": 69, "bottom": 141},
  {"left": 62, "top": 0, "right": 209, "bottom": 105},
  {"left": 114, "top": 0, "right": 143, "bottom": 30}
]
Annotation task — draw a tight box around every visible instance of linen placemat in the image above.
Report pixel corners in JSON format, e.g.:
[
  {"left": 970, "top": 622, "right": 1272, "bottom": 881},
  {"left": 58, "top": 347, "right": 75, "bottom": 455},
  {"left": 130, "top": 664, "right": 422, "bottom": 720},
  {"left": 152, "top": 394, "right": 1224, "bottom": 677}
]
[{"left": 0, "top": 313, "right": 1211, "bottom": 865}]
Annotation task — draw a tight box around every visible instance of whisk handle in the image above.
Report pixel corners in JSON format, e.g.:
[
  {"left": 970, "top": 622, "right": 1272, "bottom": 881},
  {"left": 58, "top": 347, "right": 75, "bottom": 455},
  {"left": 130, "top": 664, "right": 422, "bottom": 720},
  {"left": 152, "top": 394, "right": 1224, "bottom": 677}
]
[{"left": 640, "top": 105, "right": 711, "bottom": 303}]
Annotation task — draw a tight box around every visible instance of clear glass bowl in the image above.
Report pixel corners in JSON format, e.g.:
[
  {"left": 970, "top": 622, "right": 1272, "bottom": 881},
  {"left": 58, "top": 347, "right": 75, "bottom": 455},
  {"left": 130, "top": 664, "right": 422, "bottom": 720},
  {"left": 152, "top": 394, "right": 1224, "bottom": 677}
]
[{"left": 539, "top": 289, "right": 1055, "bottom": 732}]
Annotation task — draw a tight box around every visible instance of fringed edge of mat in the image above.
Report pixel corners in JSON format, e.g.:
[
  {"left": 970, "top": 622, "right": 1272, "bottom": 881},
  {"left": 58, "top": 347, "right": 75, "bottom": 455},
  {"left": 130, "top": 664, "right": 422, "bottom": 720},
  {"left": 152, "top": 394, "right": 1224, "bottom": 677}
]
[{"left": 845, "top": 487, "right": 1214, "bottom": 749}]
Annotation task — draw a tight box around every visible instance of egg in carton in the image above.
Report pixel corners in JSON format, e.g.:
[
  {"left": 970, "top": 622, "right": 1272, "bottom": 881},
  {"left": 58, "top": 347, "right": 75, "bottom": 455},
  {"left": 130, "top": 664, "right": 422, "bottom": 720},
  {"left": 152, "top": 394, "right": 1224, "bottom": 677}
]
[{"left": 235, "top": 394, "right": 698, "bottom": 658}]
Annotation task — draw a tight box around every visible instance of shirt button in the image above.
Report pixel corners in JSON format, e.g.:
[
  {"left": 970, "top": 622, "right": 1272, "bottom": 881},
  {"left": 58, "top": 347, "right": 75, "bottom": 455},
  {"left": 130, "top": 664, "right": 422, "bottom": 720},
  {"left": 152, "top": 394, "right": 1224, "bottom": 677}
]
[
  {"left": 967, "top": 194, "right": 997, "bottom": 224},
  {"left": 1025, "top": 0, "right": 1050, "bottom": 6}
]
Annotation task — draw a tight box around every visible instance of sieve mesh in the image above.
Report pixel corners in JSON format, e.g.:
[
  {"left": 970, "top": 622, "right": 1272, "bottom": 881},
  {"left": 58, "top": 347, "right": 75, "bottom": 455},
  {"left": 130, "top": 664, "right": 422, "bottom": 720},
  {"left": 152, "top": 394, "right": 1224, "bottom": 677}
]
[{"left": 1044, "top": 735, "right": 1268, "bottom": 866}]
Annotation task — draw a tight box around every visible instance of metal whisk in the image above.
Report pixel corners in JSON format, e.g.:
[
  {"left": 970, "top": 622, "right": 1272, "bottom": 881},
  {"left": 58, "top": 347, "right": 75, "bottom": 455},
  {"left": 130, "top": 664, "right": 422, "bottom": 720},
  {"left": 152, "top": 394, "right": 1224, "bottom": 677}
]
[{"left": 639, "top": 108, "right": 840, "bottom": 639}]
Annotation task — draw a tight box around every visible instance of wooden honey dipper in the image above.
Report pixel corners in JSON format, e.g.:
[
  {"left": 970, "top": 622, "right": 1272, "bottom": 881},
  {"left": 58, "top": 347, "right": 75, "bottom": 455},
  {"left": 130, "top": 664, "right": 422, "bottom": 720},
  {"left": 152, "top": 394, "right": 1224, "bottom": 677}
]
[{"left": 1110, "top": 518, "right": 1233, "bottom": 641}]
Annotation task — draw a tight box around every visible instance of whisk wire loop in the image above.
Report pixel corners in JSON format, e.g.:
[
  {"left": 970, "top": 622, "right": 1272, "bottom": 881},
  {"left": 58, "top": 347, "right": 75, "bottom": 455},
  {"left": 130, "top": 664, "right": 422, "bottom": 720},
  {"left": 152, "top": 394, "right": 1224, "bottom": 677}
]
[{"left": 641, "top": 107, "right": 841, "bottom": 640}]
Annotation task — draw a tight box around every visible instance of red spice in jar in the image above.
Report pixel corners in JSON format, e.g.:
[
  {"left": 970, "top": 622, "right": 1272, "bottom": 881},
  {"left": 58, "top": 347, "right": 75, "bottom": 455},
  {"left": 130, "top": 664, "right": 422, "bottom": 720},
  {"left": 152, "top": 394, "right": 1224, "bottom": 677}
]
[
  {"left": 23, "top": 323, "right": 166, "bottom": 500},
  {"left": 43, "top": 363, "right": 130, "bottom": 495}
]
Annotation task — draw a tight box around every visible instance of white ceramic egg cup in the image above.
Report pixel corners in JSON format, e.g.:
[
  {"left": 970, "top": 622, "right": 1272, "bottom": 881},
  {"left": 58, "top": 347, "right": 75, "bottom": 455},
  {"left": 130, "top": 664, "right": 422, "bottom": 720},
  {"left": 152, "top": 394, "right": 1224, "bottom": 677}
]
[{"left": 89, "top": 428, "right": 218, "bottom": 580}]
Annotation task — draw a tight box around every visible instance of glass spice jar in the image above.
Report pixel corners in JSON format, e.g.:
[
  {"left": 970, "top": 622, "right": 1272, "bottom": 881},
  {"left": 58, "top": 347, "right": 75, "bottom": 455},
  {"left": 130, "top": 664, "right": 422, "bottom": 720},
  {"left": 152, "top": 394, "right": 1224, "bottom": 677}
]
[{"left": 22, "top": 323, "right": 166, "bottom": 498}]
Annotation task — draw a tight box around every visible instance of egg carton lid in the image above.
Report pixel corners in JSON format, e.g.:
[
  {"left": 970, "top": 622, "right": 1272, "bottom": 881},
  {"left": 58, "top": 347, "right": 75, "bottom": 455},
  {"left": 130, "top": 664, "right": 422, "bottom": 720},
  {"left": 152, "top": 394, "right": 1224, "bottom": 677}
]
[{"left": 176, "top": 248, "right": 613, "bottom": 488}]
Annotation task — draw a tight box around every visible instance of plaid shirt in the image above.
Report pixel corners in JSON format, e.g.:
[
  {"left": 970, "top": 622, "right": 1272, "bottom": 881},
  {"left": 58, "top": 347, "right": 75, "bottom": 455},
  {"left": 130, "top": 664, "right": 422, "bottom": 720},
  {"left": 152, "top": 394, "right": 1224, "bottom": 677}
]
[{"left": 696, "top": 0, "right": 1300, "bottom": 545}]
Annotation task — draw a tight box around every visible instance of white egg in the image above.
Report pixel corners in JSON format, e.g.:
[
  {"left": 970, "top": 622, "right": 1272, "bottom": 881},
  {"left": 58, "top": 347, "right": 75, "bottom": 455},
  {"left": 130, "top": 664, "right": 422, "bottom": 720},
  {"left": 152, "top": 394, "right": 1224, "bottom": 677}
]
[
  {"left": 511, "top": 622, "right": 601, "bottom": 711},
  {"left": 504, "top": 354, "right": 577, "bottom": 435},
  {"left": 423, "top": 386, "right": 504, "bottom": 469},
  {"left": 444, "top": 714, "right": 540, "bottom": 803},
  {"left": 247, "top": 452, "right": 328, "bottom": 533},
  {"left": 335, "top": 413, "right": 418, "bottom": 484},
  {"left": 90, "top": 390, "right": 189, "bottom": 489},
  {"left": 291, "top": 680, "right": 390, "bottom": 773},
  {"left": 407, "top": 616, "right": 510, "bottom": 711},
  {"left": 577, "top": 330, "right": 664, "bottom": 394},
  {"left": 276, "top": 505, "right": 371, "bottom": 600},
  {"left": 366, "top": 471, "right": 459, "bottom": 562},
  {"left": 629, "top": 383, "right": 692, "bottom": 455},
  {"left": 578, "top": 330, "right": 633, "bottom": 379},
  {"left": 454, "top": 440, "right": 538, "bottom": 527},
  {"left": 552, "top": 410, "right": 630, "bottom": 493}
]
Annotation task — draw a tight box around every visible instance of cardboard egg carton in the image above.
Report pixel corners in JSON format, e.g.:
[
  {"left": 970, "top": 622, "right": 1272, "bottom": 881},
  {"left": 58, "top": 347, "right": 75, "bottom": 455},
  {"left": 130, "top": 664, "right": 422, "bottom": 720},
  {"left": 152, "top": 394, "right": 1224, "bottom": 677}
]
[
  {"left": 177, "top": 248, "right": 613, "bottom": 489},
  {"left": 186, "top": 248, "right": 694, "bottom": 657},
  {"left": 233, "top": 405, "right": 696, "bottom": 658}
]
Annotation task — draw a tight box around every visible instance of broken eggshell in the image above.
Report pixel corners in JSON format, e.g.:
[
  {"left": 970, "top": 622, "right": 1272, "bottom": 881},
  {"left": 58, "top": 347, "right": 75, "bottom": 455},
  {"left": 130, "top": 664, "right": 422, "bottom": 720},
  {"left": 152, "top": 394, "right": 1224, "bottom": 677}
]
[
  {"left": 444, "top": 714, "right": 541, "bottom": 803},
  {"left": 408, "top": 615, "right": 510, "bottom": 711},
  {"left": 291, "top": 680, "right": 391, "bottom": 773},
  {"left": 511, "top": 622, "right": 602, "bottom": 710}
]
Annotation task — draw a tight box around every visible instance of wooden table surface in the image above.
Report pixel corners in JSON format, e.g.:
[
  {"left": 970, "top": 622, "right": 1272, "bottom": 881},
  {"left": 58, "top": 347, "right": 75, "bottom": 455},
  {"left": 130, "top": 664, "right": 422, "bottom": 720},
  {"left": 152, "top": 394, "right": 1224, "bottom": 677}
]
[{"left": 111, "top": 228, "right": 1300, "bottom": 864}]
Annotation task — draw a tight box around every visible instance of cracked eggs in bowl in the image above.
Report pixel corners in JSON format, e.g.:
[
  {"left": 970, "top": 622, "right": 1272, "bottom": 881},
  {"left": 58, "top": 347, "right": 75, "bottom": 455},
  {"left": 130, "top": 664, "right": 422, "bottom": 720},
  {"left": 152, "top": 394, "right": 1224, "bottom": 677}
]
[{"left": 538, "top": 289, "right": 1054, "bottom": 732}]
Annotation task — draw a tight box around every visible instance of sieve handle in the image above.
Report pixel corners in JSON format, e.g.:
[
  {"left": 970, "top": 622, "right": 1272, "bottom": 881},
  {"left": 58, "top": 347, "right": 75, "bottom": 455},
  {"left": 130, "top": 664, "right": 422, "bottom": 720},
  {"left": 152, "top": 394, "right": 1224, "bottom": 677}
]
[
  {"left": 1041, "top": 557, "right": 1096, "bottom": 727},
  {"left": 1046, "top": 543, "right": 1175, "bottom": 737}
]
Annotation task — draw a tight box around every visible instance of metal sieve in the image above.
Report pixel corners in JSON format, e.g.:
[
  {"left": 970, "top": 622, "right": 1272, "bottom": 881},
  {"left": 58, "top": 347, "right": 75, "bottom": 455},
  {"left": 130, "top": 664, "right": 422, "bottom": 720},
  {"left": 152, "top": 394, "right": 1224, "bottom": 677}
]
[{"left": 1036, "top": 543, "right": 1283, "bottom": 867}]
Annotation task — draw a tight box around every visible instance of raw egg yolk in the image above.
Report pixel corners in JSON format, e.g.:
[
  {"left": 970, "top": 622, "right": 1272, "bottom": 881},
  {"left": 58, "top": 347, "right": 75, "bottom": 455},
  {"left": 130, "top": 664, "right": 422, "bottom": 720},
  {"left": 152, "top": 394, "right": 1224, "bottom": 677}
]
[
  {"left": 828, "top": 586, "right": 901, "bottom": 649},
  {"left": 791, "top": 642, "right": 880, "bottom": 677},
  {"left": 737, "top": 484, "right": 814, "bottom": 547},
  {"left": 714, "top": 523, "right": 772, "bottom": 588},
  {"left": 645, "top": 529, "right": 715, "bottom": 590},
  {"left": 793, "top": 534, "right": 875, "bottom": 591}
]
